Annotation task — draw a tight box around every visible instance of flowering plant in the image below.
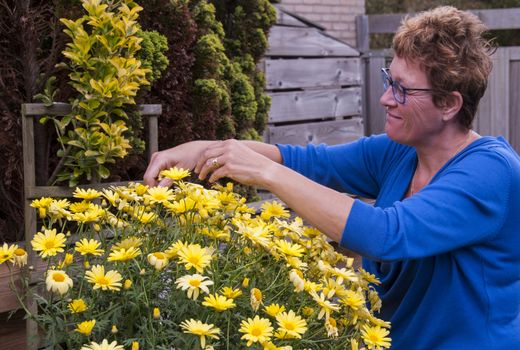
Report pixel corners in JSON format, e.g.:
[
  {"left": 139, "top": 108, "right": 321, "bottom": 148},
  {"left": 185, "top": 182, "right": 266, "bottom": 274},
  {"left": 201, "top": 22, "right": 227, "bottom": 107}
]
[{"left": 2, "top": 168, "right": 391, "bottom": 350}]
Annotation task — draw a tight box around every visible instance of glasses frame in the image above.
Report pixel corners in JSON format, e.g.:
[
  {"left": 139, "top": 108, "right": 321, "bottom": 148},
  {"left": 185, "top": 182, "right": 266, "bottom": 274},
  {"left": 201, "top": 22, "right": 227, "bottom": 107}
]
[{"left": 381, "top": 68, "right": 434, "bottom": 104}]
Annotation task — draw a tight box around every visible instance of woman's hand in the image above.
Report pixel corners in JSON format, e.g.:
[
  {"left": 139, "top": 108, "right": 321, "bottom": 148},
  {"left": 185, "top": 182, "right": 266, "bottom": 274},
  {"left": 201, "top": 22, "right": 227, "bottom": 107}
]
[
  {"left": 194, "top": 139, "right": 278, "bottom": 188},
  {"left": 143, "top": 140, "right": 217, "bottom": 187}
]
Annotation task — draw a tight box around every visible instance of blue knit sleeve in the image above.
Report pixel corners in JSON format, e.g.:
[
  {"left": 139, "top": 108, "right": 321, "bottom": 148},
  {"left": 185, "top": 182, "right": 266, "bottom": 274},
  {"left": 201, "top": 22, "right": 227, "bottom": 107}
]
[
  {"left": 341, "top": 149, "right": 513, "bottom": 261},
  {"left": 277, "top": 134, "right": 409, "bottom": 198}
]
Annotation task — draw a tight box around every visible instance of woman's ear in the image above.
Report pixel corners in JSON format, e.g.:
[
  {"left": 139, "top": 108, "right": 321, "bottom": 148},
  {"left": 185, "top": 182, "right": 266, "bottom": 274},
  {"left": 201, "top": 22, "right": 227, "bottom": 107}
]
[{"left": 442, "top": 91, "right": 463, "bottom": 122}]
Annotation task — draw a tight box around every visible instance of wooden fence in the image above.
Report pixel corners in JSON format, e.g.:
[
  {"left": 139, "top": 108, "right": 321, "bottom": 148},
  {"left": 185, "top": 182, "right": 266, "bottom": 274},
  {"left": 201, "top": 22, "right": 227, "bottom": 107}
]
[
  {"left": 262, "top": 6, "right": 364, "bottom": 146},
  {"left": 356, "top": 8, "right": 520, "bottom": 153}
]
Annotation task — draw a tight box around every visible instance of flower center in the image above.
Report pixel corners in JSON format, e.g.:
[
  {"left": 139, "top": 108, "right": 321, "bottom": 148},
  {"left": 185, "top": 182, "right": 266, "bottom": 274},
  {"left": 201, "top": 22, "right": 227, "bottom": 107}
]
[
  {"left": 45, "top": 241, "right": 56, "bottom": 249},
  {"left": 188, "top": 256, "right": 200, "bottom": 265},
  {"left": 189, "top": 280, "right": 201, "bottom": 287},
  {"left": 285, "top": 323, "right": 295, "bottom": 330},
  {"left": 252, "top": 327, "right": 262, "bottom": 337},
  {"left": 98, "top": 277, "right": 109, "bottom": 285},
  {"left": 53, "top": 273, "right": 65, "bottom": 282},
  {"left": 14, "top": 249, "right": 25, "bottom": 256}
]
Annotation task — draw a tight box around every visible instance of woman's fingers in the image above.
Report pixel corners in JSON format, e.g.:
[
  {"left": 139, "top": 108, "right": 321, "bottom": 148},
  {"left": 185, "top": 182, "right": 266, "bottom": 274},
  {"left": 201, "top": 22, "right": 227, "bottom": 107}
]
[
  {"left": 144, "top": 151, "right": 167, "bottom": 186},
  {"left": 198, "top": 153, "right": 226, "bottom": 181}
]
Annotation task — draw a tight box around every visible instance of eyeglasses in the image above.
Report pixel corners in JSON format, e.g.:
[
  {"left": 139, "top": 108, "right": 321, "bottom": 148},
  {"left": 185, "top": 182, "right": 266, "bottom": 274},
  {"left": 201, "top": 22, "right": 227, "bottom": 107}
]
[{"left": 381, "top": 68, "right": 434, "bottom": 104}]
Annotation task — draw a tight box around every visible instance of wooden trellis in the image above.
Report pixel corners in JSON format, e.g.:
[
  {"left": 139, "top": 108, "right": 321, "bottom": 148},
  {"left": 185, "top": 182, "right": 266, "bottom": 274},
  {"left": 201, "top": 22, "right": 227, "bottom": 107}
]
[{"left": 20, "top": 102, "right": 161, "bottom": 350}]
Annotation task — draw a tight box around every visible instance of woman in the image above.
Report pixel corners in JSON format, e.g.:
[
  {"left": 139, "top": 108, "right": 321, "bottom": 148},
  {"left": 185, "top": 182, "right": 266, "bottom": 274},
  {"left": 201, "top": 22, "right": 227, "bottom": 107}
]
[{"left": 144, "top": 6, "right": 520, "bottom": 349}]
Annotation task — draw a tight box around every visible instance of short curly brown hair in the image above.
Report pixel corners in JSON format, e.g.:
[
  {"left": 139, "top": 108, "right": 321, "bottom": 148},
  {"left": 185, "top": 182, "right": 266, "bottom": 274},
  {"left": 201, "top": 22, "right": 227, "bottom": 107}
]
[{"left": 392, "top": 6, "right": 494, "bottom": 128}]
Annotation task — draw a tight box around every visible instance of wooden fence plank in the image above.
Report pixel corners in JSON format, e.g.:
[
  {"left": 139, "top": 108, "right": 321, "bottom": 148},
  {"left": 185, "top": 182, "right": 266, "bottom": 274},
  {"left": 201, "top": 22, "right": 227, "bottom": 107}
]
[
  {"left": 265, "top": 58, "right": 361, "bottom": 90},
  {"left": 266, "top": 26, "right": 359, "bottom": 57},
  {"left": 475, "top": 47, "right": 510, "bottom": 137},
  {"left": 267, "top": 117, "right": 363, "bottom": 146},
  {"left": 22, "top": 103, "right": 162, "bottom": 116},
  {"left": 0, "top": 310, "right": 26, "bottom": 350},
  {"left": 269, "top": 87, "right": 362, "bottom": 123},
  {"left": 363, "top": 8, "right": 520, "bottom": 35},
  {"left": 364, "top": 54, "right": 387, "bottom": 135}
]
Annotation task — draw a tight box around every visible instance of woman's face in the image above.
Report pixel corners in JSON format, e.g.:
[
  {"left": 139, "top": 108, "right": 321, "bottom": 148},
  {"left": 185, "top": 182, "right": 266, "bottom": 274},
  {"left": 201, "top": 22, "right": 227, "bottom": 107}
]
[{"left": 380, "top": 56, "right": 445, "bottom": 146}]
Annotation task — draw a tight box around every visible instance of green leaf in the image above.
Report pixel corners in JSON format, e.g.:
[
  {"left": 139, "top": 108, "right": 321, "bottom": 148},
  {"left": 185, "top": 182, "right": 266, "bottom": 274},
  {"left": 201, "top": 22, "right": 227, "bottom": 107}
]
[{"left": 97, "top": 165, "right": 110, "bottom": 179}]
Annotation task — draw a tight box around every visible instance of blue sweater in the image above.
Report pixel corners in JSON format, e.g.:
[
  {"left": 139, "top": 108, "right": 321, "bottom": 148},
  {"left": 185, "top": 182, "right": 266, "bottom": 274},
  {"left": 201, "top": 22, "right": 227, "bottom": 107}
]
[{"left": 278, "top": 134, "right": 520, "bottom": 349}]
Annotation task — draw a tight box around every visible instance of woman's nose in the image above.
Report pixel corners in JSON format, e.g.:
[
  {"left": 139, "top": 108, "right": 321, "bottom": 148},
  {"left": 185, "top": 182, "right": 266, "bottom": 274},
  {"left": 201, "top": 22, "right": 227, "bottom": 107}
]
[{"left": 380, "top": 86, "right": 397, "bottom": 108}]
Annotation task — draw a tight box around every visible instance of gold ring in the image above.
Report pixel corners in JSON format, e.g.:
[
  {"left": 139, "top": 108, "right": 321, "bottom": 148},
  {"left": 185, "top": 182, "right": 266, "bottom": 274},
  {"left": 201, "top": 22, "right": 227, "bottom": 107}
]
[{"left": 211, "top": 158, "right": 220, "bottom": 168}]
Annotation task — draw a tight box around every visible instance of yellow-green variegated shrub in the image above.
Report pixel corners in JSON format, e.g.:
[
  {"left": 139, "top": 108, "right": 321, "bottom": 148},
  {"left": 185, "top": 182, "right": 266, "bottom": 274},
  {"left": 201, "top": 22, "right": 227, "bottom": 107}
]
[{"left": 50, "top": 0, "right": 151, "bottom": 186}]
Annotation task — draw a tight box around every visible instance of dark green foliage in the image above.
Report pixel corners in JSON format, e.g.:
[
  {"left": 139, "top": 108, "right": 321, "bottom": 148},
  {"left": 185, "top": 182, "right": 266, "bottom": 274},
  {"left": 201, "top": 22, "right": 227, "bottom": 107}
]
[
  {"left": 211, "top": 0, "right": 276, "bottom": 139},
  {"left": 138, "top": 30, "right": 170, "bottom": 83},
  {"left": 0, "top": 0, "right": 63, "bottom": 242},
  {"left": 137, "top": 0, "right": 197, "bottom": 149},
  {"left": 0, "top": 0, "right": 275, "bottom": 242}
]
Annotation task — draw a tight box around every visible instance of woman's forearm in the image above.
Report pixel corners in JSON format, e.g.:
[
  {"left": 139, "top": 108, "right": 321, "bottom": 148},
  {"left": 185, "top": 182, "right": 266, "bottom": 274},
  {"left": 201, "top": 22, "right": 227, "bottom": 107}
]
[{"left": 240, "top": 141, "right": 283, "bottom": 164}]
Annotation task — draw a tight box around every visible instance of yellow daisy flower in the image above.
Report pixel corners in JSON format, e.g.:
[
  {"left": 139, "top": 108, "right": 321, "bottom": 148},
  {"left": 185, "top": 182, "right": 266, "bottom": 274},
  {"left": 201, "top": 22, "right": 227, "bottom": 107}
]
[
  {"left": 85, "top": 265, "right": 122, "bottom": 291},
  {"left": 221, "top": 287, "right": 242, "bottom": 299},
  {"left": 275, "top": 240, "right": 305, "bottom": 257},
  {"left": 175, "top": 274, "right": 214, "bottom": 300},
  {"left": 309, "top": 291, "right": 340, "bottom": 320},
  {"left": 260, "top": 201, "right": 290, "bottom": 221},
  {"left": 107, "top": 247, "right": 141, "bottom": 262},
  {"left": 75, "top": 319, "right": 96, "bottom": 336},
  {"left": 325, "top": 317, "right": 339, "bottom": 338},
  {"left": 73, "top": 188, "right": 102, "bottom": 200},
  {"left": 180, "top": 318, "right": 220, "bottom": 349},
  {"left": 31, "top": 228, "right": 66, "bottom": 258},
  {"left": 13, "top": 247, "right": 28, "bottom": 267},
  {"left": 289, "top": 270, "right": 305, "bottom": 292},
  {"left": 202, "top": 293, "right": 236, "bottom": 312},
  {"left": 80, "top": 339, "right": 124, "bottom": 350},
  {"left": 165, "top": 240, "right": 186, "bottom": 259},
  {"left": 69, "top": 201, "right": 94, "bottom": 213},
  {"left": 153, "top": 307, "right": 160, "bottom": 319},
  {"left": 332, "top": 267, "right": 359, "bottom": 283},
  {"left": 361, "top": 324, "right": 392, "bottom": 349},
  {"left": 250, "top": 287, "right": 263, "bottom": 312},
  {"left": 147, "top": 252, "right": 169, "bottom": 270},
  {"left": 144, "top": 186, "right": 175, "bottom": 204},
  {"left": 31, "top": 197, "right": 53, "bottom": 218},
  {"left": 165, "top": 197, "right": 197, "bottom": 214},
  {"left": 58, "top": 252, "right": 74, "bottom": 268},
  {"left": 264, "top": 303, "right": 286, "bottom": 317},
  {"left": 274, "top": 310, "right": 308, "bottom": 339},
  {"left": 177, "top": 244, "right": 212, "bottom": 273},
  {"left": 262, "top": 341, "right": 293, "bottom": 350},
  {"left": 68, "top": 299, "right": 88, "bottom": 313},
  {"left": 124, "top": 279, "right": 133, "bottom": 290},
  {"left": 47, "top": 199, "right": 70, "bottom": 220},
  {"left": 340, "top": 290, "right": 365, "bottom": 311},
  {"left": 235, "top": 222, "right": 271, "bottom": 248},
  {"left": 75, "top": 238, "right": 104, "bottom": 256},
  {"left": 73, "top": 205, "right": 105, "bottom": 223},
  {"left": 160, "top": 166, "right": 191, "bottom": 181},
  {"left": 45, "top": 270, "right": 73, "bottom": 295},
  {"left": 111, "top": 236, "right": 143, "bottom": 251},
  {"left": 239, "top": 315, "right": 273, "bottom": 347},
  {"left": 0, "top": 243, "right": 16, "bottom": 264},
  {"left": 133, "top": 207, "right": 157, "bottom": 224},
  {"left": 102, "top": 189, "right": 120, "bottom": 206}
]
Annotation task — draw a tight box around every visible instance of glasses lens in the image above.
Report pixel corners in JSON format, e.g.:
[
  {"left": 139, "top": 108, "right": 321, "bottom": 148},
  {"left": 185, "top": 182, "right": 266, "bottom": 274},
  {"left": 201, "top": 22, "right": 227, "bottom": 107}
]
[
  {"left": 393, "top": 81, "right": 405, "bottom": 103},
  {"left": 382, "top": 69, "right": 390, "bottom": 90}
]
